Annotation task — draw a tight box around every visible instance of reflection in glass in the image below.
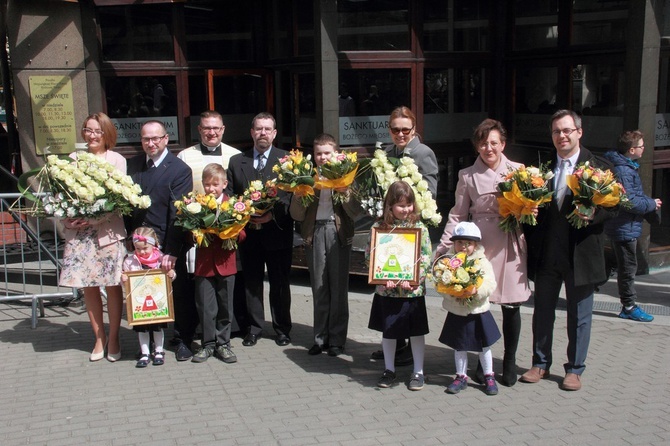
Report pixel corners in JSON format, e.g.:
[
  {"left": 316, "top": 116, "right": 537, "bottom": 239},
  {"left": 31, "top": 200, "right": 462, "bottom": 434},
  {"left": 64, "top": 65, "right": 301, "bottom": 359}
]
[
  {"left": 99, "top": 5, "right": 173, "bottom": 61},
  {"left": 423, "top": 0, "right": 489, "bottom": 51},
  {"left": 105, "top": 76, "right": 177, "bottom": 119},
  {"left": 572, "top": 64, "right": 625, "bottom": 117},
  {"left": 513, "top": 0, "right": 558, "bottom": 50},
  {"left": 184, "top": 2, "right": 253, "bottom": 62},
  {"left": 338, "top": 0, "right": 409, "bottom": 51},
  {"left": 339, "top": 69, "right": 410, "bottom": 118},
  {"left": 572, "top": 1, "right": 628, "bottom": 45}
]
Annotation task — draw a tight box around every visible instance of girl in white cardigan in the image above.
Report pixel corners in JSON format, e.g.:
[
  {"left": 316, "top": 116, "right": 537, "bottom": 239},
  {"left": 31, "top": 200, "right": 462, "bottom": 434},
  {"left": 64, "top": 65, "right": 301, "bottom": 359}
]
[{"left": 438, "top": 222, "right": 500, "bottom": 395}]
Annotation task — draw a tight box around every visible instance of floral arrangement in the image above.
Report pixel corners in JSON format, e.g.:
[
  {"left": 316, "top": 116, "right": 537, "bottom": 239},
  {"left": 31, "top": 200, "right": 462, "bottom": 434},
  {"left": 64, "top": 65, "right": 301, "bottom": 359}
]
[
  {"left": 314, "top": 150, "right": 359, "bottom": 205},
  {"left": 496, "top": 163, "right": 554, "bottom": 232},
  {"left": 565, "top": 161, "right": 629, "bottom": 228},
  {"left": 174, "top": 192, "right": 253, "bottom": 249},
  {"left": 354, "top": 149, "right": 442, "bottom": 227},
  {"left": 16, "top": 152, "right": 150, "bottom": 218},
  {"left": 242, "top": 179, "right": 279, "bottom": 229},
  {"left": 431, "top": 252, "right": 483, "bottom": 303},
  {"left": 272, "top": 149, "right": 315, "bottom": 206}
]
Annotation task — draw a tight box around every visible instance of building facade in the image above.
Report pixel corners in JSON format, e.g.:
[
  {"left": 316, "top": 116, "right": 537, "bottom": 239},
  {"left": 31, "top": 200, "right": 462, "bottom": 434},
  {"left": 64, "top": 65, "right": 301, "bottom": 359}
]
[{"left": 2, "top": 0, "right": 670, "bottom": 266}]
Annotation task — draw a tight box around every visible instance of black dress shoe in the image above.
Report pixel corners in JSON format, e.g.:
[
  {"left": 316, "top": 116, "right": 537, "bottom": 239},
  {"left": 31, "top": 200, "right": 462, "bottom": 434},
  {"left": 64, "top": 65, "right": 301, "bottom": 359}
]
[
  {"left": 242, "top": 333, "right": 260, "bottom": 346},
  {"left": 175, "top": 342, "right": 193, "bottom": 361},
  {"left": 328, "top": 346, "right": 344, "bottom": 357},
  {"left": 308, "top": 344, "right": 326, "bottom": 355},
  {"left": 275, "top": 334, "right": 291, "bottom": 346}
]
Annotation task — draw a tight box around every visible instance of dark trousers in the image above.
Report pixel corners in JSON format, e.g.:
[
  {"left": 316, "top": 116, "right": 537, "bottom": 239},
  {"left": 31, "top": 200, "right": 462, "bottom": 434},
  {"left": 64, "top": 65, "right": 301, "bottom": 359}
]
[
  {"left": 240, "top": 245, "right": 292, "bottom": 337},
  {"left": 611, "top": 239, "right": 638, "bottom": 308},
  {"left": 195, "top": 273, "right": 234, "bottom": 347},
  {"left": 532, "top": 266, "right": 594, "bottom": 375},
  {"left": 172, "top": 258, "right": 199, "bottom": 345}
]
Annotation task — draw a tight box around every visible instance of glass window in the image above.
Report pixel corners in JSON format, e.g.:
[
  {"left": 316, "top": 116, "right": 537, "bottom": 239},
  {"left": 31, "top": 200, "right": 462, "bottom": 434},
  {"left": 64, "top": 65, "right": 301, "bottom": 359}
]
[
  {"left": 105, "top": 76, "right": 177, "bottom": 119},
  {"left": 423, "top": 0, "right": 489, "bottom": 52},
  {"left": 514, "top": 66, "right": 558, "bottom": 144},
  {"left": 296, "top": 1, "right": 314, "bottom": 56},
  {"left": 338, "top": 69, "right": 410, "bottom": 146},
  {"left": 513, "top": 0, "right": 558, "bottom": 50},
  {"left": 268, "top": 1, "right": 293, "bottom": 59},
  {"left": 424, "top": 68, "right": 488, "bottom": 143},
  {"left": 183, "top": 2, "right": 254, "bottom": 62},
  {"left": 572, "top": 0, "right": 628, "bottom": 45},
  {"left": 338, "top": 0, "right": 409, "bottom": 51},
  {"left": 99, "top": 5, "right": 173, "bottom": 61}
]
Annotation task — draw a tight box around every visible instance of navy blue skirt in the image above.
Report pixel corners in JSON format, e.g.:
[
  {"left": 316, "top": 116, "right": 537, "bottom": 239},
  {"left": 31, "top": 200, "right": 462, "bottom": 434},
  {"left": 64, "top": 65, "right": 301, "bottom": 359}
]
[
  {"left": 368, "top": 294, "right": 429, "bottom": 339},
  {"left": 438, "top": 311, "right": 501, "bottom": 351}
]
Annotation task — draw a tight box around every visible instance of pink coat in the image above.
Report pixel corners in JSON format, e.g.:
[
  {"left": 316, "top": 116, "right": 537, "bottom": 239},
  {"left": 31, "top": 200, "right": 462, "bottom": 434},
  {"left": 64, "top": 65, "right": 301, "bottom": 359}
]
[{"left": 436, "top": 154, "right": 531, "bottom": 305}]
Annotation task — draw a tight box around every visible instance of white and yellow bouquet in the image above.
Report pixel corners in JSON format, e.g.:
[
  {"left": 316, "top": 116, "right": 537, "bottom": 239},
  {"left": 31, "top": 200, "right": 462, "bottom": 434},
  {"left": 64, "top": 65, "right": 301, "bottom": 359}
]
[
  {"left": 242, "top": 179, "right": 279, "bottom": 229},
  {"left": 16, "top": 152, "right": 150, "bottom": 218},
  {"left": 565, "top": 161, "right": 630, "bottom": 229},
  {"left": 272, "top": 149, "right": 316, "bottom": 207},
  {"left": 496, "top": 163, "right": 554, "bottom": 232},
  {"left": 174, "top": 192, "right": 253, "bottom": 249},
  {"left": 354, "top": 149, "right": 442, "bottom": 226},
  {"left": 314, "top": 150, "right": 359, "bottom": 205},
  {"left": 431, "top": 252, "right": 484, "bottom": 303}
]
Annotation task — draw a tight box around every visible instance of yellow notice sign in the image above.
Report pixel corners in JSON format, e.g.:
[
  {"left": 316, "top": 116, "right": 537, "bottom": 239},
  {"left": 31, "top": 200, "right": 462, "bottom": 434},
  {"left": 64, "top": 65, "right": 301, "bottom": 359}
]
[{"left": 29, "top": 76, "right": 77, "bottom": 154}]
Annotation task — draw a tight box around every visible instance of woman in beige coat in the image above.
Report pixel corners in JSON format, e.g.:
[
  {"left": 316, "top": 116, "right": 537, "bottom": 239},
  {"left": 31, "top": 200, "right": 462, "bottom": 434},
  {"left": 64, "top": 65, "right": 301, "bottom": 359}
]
[{"left": 435, "top": 119, "right": 531, "bottom": 386}]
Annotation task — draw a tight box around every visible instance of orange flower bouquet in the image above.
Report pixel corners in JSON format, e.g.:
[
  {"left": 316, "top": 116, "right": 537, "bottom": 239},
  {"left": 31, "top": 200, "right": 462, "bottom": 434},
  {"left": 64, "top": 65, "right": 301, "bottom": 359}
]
[
  {"left": 431, "top": 252, "right": 484, "bottom": 304},
  {"left": 272, "top": 149, "right": 315, "bottom": 206},
  {"left": 314, "top": 150, "right": 359, "bottom": 205},
  {"left": 565, "top": 161, "right": 629, "bottom": 229},
  {"left": 496, "top": 164, "right": 554, "bottom": 232}
]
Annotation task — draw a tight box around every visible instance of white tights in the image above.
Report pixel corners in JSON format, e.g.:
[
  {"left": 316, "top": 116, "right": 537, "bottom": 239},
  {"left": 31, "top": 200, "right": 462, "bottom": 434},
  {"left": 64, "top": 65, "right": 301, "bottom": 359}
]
[
  {"left": 138, "top": 329, "right": 165, "bottom": 357},
  {"left": 382, "top": 336, "right": 426, "bottom": 374},
  {"left": 454, "top": 347, "right": 492, "bottom": 376}
]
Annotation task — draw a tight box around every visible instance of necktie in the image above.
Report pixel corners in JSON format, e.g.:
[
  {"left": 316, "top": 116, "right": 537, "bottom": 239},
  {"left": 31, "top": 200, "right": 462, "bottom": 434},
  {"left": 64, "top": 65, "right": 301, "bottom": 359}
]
[
  {"left": 555, "top": 159, "right": 569, "bottom": 208},
  {"left": 147, "top": 159, "right": 155, "bottom": 169},
  {"left": 256, "top": 154, "right": 266, "bottom": 172}
]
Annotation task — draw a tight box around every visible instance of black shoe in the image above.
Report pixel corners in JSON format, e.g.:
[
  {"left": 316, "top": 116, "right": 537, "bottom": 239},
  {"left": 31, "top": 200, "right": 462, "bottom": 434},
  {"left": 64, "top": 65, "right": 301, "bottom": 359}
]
[
  {"left": 242, "top": 333, "right": 260, "bottom": 347},
  {"left": 175, "top": 342, "right": 193, "bottom": 361},
  {"left": 308, "top": 344, "right": 327, "bottom": 355},
  {"left": 371, "top": 341, "right": 410, "bottom": 361},
  {"left": 275, "top": 334, "right": 291, "bottom": 346},
  {"left": 152, "top": 351, "right": 165, "bottom": 366},
  {"left": 328, "top": 346, "right": 344, "bottom": 357},
  {"left": 500, "top": 356, "right": 517, "bottom": 387},
  {"left": 136, "top": 355, "right": 150, "bottom": 368},
  {"left": 370, "top": 349, "right": 384, "bottom": 360}
]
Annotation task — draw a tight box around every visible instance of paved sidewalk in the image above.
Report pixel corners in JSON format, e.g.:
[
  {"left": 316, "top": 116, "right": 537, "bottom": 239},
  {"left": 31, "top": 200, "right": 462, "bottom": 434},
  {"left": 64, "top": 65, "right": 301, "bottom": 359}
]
[{"left": 0, "top": 269, "right": 669, "bottom": 445}]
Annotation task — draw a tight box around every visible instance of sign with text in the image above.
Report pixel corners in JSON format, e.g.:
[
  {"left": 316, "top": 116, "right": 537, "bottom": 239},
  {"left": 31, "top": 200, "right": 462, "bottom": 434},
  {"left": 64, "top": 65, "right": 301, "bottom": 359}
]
[
  {"left": 111, "top": 117, "right": 179, "bottom": 144},
  {"left": 655, "top": 114, "right": 670, "bottom": 147},
  {"left": 339, "top": 116, "right": 391, "bottom": 146},
  {"left": 29, "top": 76, "right": 77, "bottom": 155}
]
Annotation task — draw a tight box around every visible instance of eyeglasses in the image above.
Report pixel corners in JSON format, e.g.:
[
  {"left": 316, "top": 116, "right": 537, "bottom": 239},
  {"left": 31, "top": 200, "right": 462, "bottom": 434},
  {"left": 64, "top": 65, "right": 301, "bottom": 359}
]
[
  {"left": 632, "top": 145, "right": 645, "bottom": 149},
  {"left": 551, "top": 128, "right": 579, "bottom": 137},
  {"left": 480, "top": 141, "right": 502, "bottom": 150},
  {"left": 200, "top": 126, "right": 223, "bottom": 133},
  {"left": 390, "top": 127, "right": 414, "bottom": 135},
  {"left": 83, "top": 128, "right": 104, "bottom": 136},
  {"left": 141, "top": 135, "right": 167, "bottom": 144}
]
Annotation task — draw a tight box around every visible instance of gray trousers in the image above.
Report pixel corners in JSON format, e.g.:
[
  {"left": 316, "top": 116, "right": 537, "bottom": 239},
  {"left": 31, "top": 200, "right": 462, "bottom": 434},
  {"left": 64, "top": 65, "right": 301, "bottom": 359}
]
[
  {"left": 306, "top": 221, "right": 351, "bottom": 347},
  {"left": 195, "top": 274, "right": 234, "bottom": 347}
]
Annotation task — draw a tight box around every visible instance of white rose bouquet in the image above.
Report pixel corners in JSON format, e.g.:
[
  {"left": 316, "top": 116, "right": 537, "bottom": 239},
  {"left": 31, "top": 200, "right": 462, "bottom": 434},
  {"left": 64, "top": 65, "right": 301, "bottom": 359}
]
[
  {"left": 16, "top": 152, "right": 151, "bottom": 218},
  {"left": 353, "top": 149, "right": 442, "bottom": 226}
]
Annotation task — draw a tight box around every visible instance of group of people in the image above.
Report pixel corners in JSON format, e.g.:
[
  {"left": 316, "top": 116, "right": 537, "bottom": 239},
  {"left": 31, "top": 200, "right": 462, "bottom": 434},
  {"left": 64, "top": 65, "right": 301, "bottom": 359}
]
[{"left": 58, "top": 106, "right": 659, "bottom": 393}]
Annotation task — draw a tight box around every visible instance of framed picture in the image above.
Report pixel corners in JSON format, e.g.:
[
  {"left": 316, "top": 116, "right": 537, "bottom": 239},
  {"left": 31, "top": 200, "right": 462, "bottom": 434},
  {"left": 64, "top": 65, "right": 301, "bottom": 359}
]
[
  {"left": 123, "top": 269, "right": 175, "bottom": 326},
  {"left": 368, "top": 227, "right": 422, "bottom": 286}
]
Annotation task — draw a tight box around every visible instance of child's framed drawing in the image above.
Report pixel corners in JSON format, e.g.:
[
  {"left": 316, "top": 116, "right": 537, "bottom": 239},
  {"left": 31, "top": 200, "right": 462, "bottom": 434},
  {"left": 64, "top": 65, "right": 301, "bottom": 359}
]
[
  {"left": 368, "top": 227, "right": 421, "bottom": 286},
  {"left": 123, "top": 269, "right": 174, "bottom": 326}
]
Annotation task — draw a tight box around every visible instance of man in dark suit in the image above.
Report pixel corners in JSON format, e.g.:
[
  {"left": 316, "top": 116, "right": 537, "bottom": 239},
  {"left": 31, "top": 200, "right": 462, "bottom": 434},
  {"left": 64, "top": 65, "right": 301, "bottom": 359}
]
[
  {"left": 520, "top": 109, "right": 615, "bottom": 391},
  {"left": 226, "top": 112, "right": 293, "bottom": 347},
  {"left": 126, "top": 120, "right": 195, "bottom": 361}
]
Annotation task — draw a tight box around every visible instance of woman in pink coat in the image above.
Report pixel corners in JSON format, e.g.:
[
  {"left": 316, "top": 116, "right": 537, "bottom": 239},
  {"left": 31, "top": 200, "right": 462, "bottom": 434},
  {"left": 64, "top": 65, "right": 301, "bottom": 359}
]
[{"left": 435, "top": 118, "right": 530, "bottom": 386}]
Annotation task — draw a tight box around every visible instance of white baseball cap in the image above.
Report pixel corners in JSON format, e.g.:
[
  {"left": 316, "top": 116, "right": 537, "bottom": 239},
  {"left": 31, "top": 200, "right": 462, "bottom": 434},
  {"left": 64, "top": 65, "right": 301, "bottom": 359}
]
[{"left": 450, "top": 221, "right": 482, "bottom": 242}]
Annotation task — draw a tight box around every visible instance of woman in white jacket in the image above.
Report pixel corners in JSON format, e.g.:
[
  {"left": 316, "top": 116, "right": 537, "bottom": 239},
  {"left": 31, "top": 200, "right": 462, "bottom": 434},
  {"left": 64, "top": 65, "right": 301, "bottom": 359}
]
[{"left": 437, "top": 222, "right": 501, "bottom": 395}]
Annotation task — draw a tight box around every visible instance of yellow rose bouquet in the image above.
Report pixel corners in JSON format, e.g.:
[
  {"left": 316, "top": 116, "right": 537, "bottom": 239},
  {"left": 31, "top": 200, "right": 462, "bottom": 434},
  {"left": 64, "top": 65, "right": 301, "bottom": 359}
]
[
  {"left": 16, "top": 152, "right": 151, "bottom": 218},
  {"left": 496, "top": 163, "right": 554, "bottom": 232},
  {"left": 565, "top": 161, "right": 630, "bottom": 229},
  {"left": 314, "top": 150, "right": 359, "bottom": 205},
  {"left": 431, "top": 252, "right": 484, "bottom": 305},
  {"left": 242, "top": 179, "right": 279, "bottom": 230},
  {"left": 272, "top": 149, "right": 316, "bottom": 207},
  {"left": 174, "top": 192, "right": 253, "bottom": 249}
]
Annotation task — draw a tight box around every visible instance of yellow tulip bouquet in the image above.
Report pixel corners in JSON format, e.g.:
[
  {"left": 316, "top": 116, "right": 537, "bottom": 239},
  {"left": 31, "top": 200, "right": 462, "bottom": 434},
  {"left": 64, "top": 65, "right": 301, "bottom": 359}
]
[
  {"left": 496, "top": 163, "right": 554, "bottom": 232},
  {"left": 174, "top": 192, "right": 253, "bottom": 249},
  {"left": 565, "top": 161, "right": 629, "bottom": 228}
]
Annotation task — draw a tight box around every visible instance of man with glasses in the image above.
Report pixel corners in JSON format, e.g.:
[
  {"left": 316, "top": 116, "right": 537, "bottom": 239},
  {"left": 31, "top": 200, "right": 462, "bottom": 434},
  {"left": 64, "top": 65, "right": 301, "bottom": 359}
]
[
  {"left": 226, "top": 112, "right": 294, "bottom": 348},
  {"left": 520, "top": 109, "right": 615, "bottom": 391},
  {"left": 127, "top": 120, "right": 194, "bottom": 361},
  {"left": 177, "top": 111, "right": 244, "bottom": 341}
]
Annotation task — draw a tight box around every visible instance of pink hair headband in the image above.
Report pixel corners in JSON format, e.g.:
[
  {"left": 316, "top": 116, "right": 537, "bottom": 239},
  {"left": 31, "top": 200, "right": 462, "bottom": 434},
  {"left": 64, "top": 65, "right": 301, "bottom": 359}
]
[{"left": 133, "top": 234, "right": 157, "bottom": 246}]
